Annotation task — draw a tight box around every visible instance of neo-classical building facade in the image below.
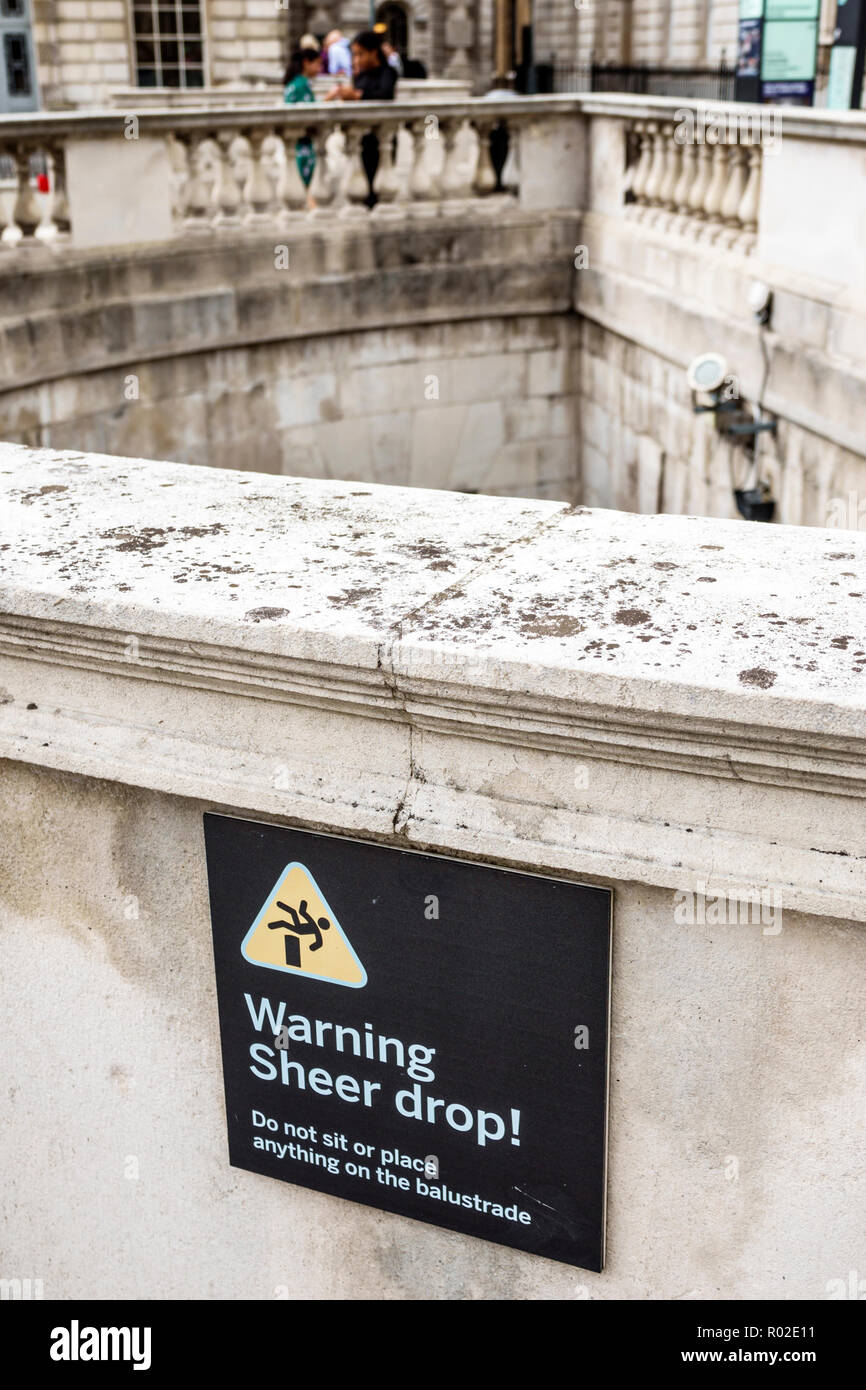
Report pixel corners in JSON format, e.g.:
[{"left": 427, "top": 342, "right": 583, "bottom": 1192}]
[{"left": 11, "top": 0, "right": 750, "bottom": 111}]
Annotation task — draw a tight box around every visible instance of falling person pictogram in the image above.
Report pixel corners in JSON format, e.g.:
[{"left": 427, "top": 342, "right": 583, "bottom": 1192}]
[
  {"left": 268, "top": 898, "right": 330, "bottom": 968},
  {"left": 242, "top": 861, "right": 367, "bottom": 987}
]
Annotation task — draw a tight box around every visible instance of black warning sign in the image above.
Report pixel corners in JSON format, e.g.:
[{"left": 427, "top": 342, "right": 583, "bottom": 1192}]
[{"left": 203, "top": 813, "right": 612, "bottom": 1271}]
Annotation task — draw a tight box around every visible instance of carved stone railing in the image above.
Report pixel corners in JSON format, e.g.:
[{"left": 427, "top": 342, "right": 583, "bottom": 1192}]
[
  {"left": 2, "top": 94, "right": 865, "bottom": 288},
  {"left": 623, "top": 113, "right": 765, "bottom": 254},
  {"left": 0, "top": 100, "right": 527, "bottom": 248}
]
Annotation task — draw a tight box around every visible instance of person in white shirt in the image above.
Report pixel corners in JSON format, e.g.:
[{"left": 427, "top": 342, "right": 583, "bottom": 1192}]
[{"left": 323, "top": 29, "right": 352, "bottom": 78}]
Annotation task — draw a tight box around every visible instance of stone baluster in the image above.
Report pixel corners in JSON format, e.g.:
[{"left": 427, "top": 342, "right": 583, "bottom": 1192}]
[
  {"left": 211, "top": 129, "right": 243, "bottom": 228},
  {"left": 33, "top": 147, "right": 61, "bottom": 242},
  {"left": 48, "top": 144, "right": 71, "bottom": 237},
  {"left": 737, "top": 145, "right": 761, "bottom": 254},
  {"left": 275, "top": 128, "right": 309, "bottom": 218},
  {"left": 307, "top": 128, "right": 336, "bottom": 217},
  {"left": 370, "top": 121, "right": 401, "bottom": 218},
  {"left": 622, "top": 124, "right": 640, "bottom": 198},
  {"left": 168, "top": 133, "right": 187, "bottom": 222},
  {"left": 699, "top": 140, "right": 731, "bottom": 241},
  {"left": 340, "top": 126, "right": 371, "bottom": 218},
  {"left": 408, "top": 117, "right": 440, "bottom": 217},
  {"left": 440, "top": 116, "right": 471, "bottom": 214},
  {"left": 0, "top": 152, "right": 9, "bottom": 244},
  {"left": 242, "top": 127, "right": 274, "bottom": 223},
  {"left": 671, "top": 138, "right": 698, "bottom": 233},
  {"left": 470, "top": 118, "right": 498, "bottom": 204},
  {"left": 657, "top": 125, "right": 683, "bottom": 229},
  {"left": 718, "top": 141, "right": 749, "bottom": 250},
  {"left": 627, "top": 123, "right": 653, "bottom": 216},
  {"left": 1, "top": 146, "right": 41, "bottom": 246},
  {"left": 178, "top": 132, "right": 212, "bottom": 232},
  {"left": 686, "top": 142, "right": 713, "bottom": 228},
  {"left": 643, "top": 123, "right": 667, "bottom": 219}
]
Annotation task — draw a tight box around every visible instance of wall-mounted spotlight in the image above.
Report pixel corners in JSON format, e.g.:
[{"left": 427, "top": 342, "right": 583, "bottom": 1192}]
[
  {"left": 686, "top": 353, "right": 776, "bottom": 441},
  {"left": 686, "top": 351, "right": 777, "bottom": 523},
  {"left": 686, "top": 351, "right": 729, "bottom": 395},
  {"left": 748, "top": 280, "right": 773, "bottom": 326}
]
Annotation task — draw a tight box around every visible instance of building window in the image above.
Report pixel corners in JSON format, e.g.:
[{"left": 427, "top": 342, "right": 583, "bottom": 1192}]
[
  {"left": 3, "top": 31, "right": 31, "bottom": 94},
  {"left": 132, "top": 0, "right": 205, "bottom": 88}
]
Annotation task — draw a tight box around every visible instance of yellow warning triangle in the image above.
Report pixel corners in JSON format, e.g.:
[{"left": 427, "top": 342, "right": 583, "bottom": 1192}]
[{"left": 241, "top": 862, "right": 366, "bottom": 988}]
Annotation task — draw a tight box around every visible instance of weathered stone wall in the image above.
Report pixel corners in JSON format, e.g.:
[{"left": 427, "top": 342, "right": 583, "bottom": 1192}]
[
  {"left": 577, "top": 319, "right": 866, "bottom": 527},
  {"left": 0, "top": 209, "right": 579, "bottom": 502},
  {"left": 208, "top": 0, "right": 285, "bottom": 85},
  {"left": 2, "top": 756, "right": 862, "bottom": 1299},
  {"left": 1, "top": 316, "right": 579, "bottom": 500},
  {"left": 35, "top": 0, "right": 132, "bottom": 108}
]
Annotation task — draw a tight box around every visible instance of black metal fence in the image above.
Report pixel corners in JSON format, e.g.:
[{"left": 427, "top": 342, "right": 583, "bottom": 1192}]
[{"left": 549, "top": 61, "right": 737, "bottom": 102}]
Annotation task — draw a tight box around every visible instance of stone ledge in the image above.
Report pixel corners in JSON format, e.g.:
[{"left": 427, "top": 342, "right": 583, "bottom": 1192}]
[
  {"left": 0, "top": 214, "right": 578, "bottom": 394},
  {"left": 1, "top": 443, "right": 865, "bottom": 922}
]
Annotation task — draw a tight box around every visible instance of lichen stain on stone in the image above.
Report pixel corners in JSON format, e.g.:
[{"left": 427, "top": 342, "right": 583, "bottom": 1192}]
[{"left": 738, "top": 667, "right": 777, "bottom": 688}]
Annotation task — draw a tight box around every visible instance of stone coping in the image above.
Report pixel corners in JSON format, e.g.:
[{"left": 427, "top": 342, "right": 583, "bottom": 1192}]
[
  {"left": 3, "top": 93, "right": 866, "bottom": 142},
  {"left": 2, "top": 443, "right": 864, "bottom": 921},
  {"left": 2, "top": 443, "right": 865, "bottom": 738}
]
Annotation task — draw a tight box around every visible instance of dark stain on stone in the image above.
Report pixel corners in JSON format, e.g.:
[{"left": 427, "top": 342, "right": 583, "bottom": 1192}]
[
  {"left": 244, "top": 607, "right": 291, "bottom": 622},
  {"left": 327, "top": 587, "right": 378, "bottom": 607},
  {"left": 17, "top": 484, "right": 69, "bottom": 504},
  {"left": 26, "top": 702, "right": 37, "bottom": 710},
  {"left": 102, "top": 527, "right": 168, "bottom": 553},
  {"left": 738, "top": 667, "right": 777, "bottom": 688},
  {"left": 696, "top": 576, "right": 717, "bottom": 583},
  {"left": 177, "top": 524, "right": 226, "bottom": 539},
  {"left": 518, "top": 613, "right": 584, "bottom": 638},
  {"left": 830, "top": 635, "right": 854, "bottom": 649},
  {"left": 614, "top": 607, "right": 651, "bottom": 625}
]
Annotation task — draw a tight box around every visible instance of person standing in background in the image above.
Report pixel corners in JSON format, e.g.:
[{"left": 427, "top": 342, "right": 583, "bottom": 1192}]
[
  {"left": 283, "top": 47, "right": 321, "bottom": 208},
  {"left": 323, "top": 31, "right": 397, "bottom": 207},
  {"left": 374, "top": 22, "right": 403, "bottom": 76},
  {"left": 322, "top": 29, "right": 352, "bottom": 78}
]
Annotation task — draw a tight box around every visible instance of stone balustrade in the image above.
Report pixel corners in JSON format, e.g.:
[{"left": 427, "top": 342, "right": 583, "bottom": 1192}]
[
  {"left": 623, "top": 113, "right": 764, "bottom": 254},
  {"left": 2, "top": 94, "right": 866, "bottom": 279},
  {"left": 0, "top": 100, "right": 522, "bottom": 248}
]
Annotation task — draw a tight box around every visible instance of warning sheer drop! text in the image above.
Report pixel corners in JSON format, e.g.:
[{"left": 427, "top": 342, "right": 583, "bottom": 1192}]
[{"left": 244, "top": 992, "right": 522, "bottom": 1149}]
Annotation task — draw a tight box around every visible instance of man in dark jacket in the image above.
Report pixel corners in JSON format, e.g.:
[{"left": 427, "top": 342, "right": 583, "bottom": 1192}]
[{"left": 324, "top": 29, "right": 397, "bottom": 203}]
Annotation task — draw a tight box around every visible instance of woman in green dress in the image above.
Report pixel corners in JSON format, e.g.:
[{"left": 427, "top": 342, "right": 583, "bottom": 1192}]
[{"left": 284, "top": 48, "right": 321, "bottom": 199}]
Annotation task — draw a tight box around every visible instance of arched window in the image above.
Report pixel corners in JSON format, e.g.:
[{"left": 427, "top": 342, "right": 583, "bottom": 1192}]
[
  {"left": 132, "top": 0, "right": 205, "bottom": 88},
  {"left": 376, "top": 1, "right": 409, "bottom": 56}
]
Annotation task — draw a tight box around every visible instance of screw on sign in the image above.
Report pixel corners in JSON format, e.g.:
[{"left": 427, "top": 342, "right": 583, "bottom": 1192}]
[{"left": 269, "top": 898, "right": 330, "bottom": 967}]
